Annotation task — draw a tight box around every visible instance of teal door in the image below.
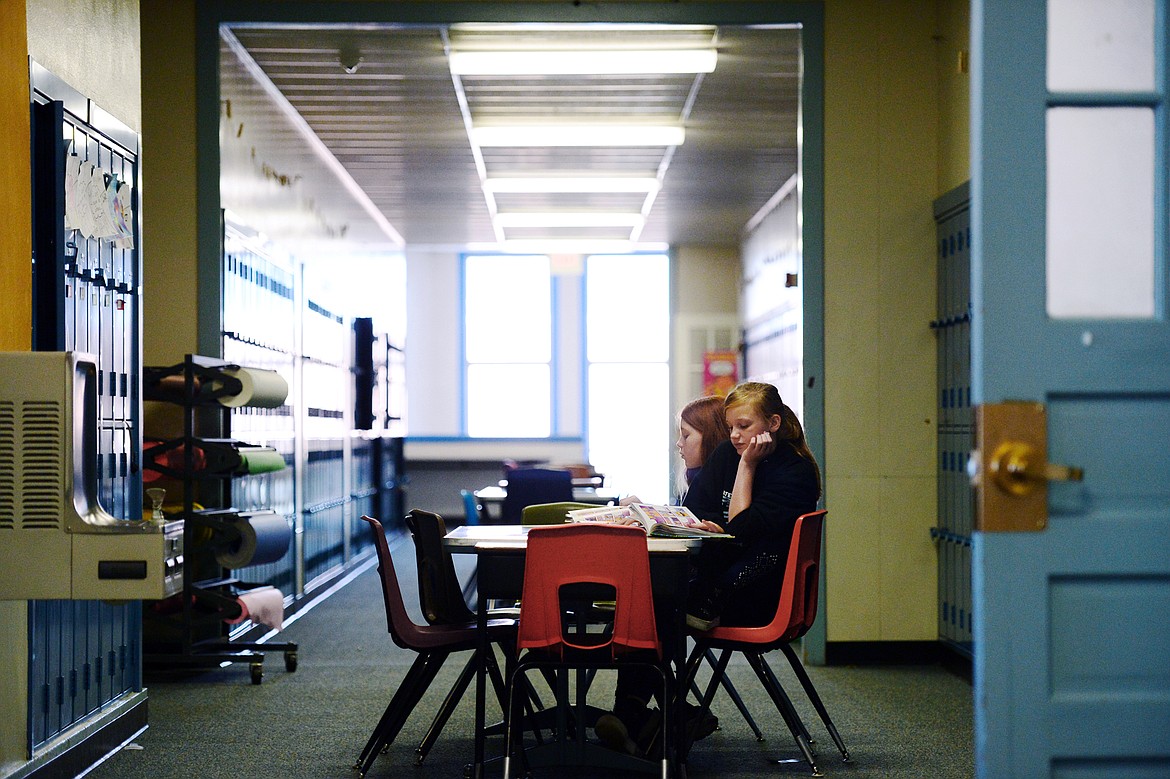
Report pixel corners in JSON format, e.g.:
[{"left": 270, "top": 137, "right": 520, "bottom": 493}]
[{"left": 972, "top": 2, "right": 1170, "bottom": 776}]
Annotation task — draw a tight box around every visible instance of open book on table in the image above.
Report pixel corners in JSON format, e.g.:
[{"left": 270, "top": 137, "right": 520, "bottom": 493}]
[{"left": 566, "top": 503, "right": 731, "bottom": 537}]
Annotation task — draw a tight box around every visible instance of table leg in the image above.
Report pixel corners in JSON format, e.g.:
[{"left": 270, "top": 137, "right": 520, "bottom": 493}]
[{"left": 473, "top": 577, "right": 487, "bottom": 779}]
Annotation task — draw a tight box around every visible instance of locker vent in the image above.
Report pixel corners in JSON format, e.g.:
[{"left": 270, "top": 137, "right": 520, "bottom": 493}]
[
  {"left": 20, "top": 400, "right": 64, "bottom": 530},
  {"left": 0, "top": 402, "right": 14, "bottom": 530}
]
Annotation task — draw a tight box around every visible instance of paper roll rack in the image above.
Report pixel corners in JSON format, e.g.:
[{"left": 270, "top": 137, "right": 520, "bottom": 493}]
[{"left": 142, "top": 354, "right": 297, "bottom": 684}]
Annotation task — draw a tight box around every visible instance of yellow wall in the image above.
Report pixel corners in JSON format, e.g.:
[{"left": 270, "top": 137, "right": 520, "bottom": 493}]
[
  {"left": 1, "top": 3, "right": 31, "bottom": 354},
  {"left": 676, "top": 245, "right": 740, "bottom": 315},
  {"left": 0, "top": 3, "right": 30, "bottom": 767},
  {"left": 936, "top": 0, "right": 971, "bottom": 194},
  {"left": 140, "top": 0, "right": 199, "bottom": 365},
  {"left": 822, "top": 0, "right": 949, "bottom": 642}
]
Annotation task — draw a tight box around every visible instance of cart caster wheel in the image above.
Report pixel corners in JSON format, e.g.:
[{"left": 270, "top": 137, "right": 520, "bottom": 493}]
[
  {"left": 285, "top": 651, "right": 298, "bottom": 672},
  {"left": 250, "top": 662, "right": 263, "bottom": 685}
]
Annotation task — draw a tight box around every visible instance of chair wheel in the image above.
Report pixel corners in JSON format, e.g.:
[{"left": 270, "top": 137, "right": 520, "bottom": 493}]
[{"left": 250, "top": 662, "right": 263, "bottom": 685}]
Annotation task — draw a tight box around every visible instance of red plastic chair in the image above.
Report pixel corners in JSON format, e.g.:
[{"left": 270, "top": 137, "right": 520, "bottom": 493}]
[
  {"left": 356, "top": 515, "right": 516, "bottom": 777},
  {"left": 501, "top": 523, "right": 670, "bottom": 779},
  {"left": 681, "top": 510, "right": 850, "bottom": 775}
]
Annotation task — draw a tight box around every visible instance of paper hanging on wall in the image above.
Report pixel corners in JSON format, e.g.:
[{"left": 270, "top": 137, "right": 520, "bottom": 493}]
[{"left": 64, "top": 154, "right": 82, "bottom": 232}]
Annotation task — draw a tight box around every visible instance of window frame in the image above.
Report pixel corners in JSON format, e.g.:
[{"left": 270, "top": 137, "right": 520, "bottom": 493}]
[{"left": 460, "top": 252, "right": 557, "bottom": 438}]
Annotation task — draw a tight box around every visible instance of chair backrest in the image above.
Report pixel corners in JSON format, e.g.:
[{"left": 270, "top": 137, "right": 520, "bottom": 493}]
[
  {"left": 785, "top": 510, "right": 827, "bottom": 641},
  {"left": 404, "top": 508, "right": 476, "bottom": 624},
  {"left": 517, "top": 523, "right": 659, "bottom": 659},
  {"left": 460, "top": 489, "right": 481, "bottom": 526},
  {"left": 500, "top": 468, "right": 574, "bottom": 524},
  {"left": 520, "top": 501, "right": 597, "bottom": 526},
  {"left": 360, "top": 515, "right": 430, "bottom": 650},
  {"left": 707, "top": 509, "right": 827, "bottom": 646}
]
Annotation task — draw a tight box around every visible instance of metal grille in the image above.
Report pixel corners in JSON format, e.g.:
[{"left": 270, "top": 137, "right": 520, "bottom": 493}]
[
  {"left": 0, "top": 402, "right": 15, "bottom": 529},
  {"left": 19, "top": 401, "right": 65, "bottom": 530}
]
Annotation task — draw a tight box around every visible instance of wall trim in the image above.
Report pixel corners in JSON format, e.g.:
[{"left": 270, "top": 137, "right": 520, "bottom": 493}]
[{"left": 8, "top": 692, "right": 147, "bottom": 779}]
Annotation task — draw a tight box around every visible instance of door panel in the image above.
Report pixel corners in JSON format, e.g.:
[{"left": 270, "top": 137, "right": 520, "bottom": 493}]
[{"left": 972, "top": 0, "right": 1170, "bottom": 776}]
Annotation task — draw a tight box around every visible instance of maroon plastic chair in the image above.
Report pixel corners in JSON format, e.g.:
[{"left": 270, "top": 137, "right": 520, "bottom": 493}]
[
  {"left": 681, "top": 510, "right": 850, "bottom": 775},
  {"left": 404, "top": 509, "right": 548, "bottom": 764},
  {"left": 355, "top": 515, "right": 516, "bottom": 777}
]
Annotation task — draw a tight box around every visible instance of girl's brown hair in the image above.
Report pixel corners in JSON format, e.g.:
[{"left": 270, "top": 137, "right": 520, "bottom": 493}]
[
  {"left": 724, "top": 381, "right": 822, "bottom": 497},
  {"left": 679, "top": 395, "right": 731, "bottom": 467}
]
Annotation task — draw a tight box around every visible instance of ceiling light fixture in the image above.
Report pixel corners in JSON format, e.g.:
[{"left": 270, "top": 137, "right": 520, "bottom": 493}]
[
  {"left": 483, "top": 177, "right": 661, "bottom": 194},
  {"left": 495, "top": 212, "right": 645, "bottom": 228},
  {"left": 449, "top": 48, "right": 717, "bottom": 76},
  {"left": 494, "top": 239, "right": 668, "bottom": 255},
  {"left": 472, "top": 124, "right": 685, "bottom": 147}
]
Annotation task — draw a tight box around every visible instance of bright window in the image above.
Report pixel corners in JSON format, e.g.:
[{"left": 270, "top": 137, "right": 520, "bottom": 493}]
[
  {"left": 463, "top": 254, "right": 552, "bottom": 437},
  {"left": 586, "top": 254, "right": 671, "bottom": 503}
]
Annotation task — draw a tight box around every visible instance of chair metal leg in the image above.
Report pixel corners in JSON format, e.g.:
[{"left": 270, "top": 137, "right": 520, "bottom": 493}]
[
  {"left": 779, "top": 643, "right": 851, "bottom": 761},
  {"left": 744, "top": 652, "right": 822, "bottom": 776},
  {"left": 678, "top": 644, "right": 729, "bottom": 763},
  {"left": 415, "top": 652, "right": 478, "bottom": 764},
  {"left": 356, "top": 651, "right": 447, "bottom": 775},
  {"left": 706, "top": 648, "right": 764, "bottom": 741},
  {"left": 502, "top": 660, "right": 536, "bottom": 779},
  {"left": 757, "top": 653, "right": 814, "bottom": 745}
]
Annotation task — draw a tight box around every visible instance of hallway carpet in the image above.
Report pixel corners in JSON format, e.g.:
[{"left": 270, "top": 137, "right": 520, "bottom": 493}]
[{"left": 86, "top": 534, "right": 973, "bottom": 779}]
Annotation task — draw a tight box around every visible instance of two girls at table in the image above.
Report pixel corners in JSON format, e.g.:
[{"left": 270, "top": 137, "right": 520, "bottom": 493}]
[{"left": 596, "top": 381, "right": 822, "bottom": 756}]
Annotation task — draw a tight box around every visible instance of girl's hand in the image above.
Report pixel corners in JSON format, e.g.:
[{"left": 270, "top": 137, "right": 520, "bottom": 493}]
[
  {"left": 695, "top": 519, "right": 724, "bottom": 533},
  {"left": 741, "top": 431, "right": 777, "bottom": 467}
]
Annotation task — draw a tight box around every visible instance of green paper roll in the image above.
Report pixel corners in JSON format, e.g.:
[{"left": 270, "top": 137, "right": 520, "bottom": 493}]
[{"left": 237, "top": 447, "right": 287, "bottom": 475}]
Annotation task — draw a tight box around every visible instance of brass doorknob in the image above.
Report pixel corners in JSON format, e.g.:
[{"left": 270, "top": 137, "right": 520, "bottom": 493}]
[{"left": 986, "top": 441, "right": 1083, "bottom": 496}]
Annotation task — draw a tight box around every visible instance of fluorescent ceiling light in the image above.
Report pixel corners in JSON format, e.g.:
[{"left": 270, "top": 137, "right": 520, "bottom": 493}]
[
  {"left": 465, "top": 238, "right": 671, "bottom": 254},
  {"left": 495, "top": 212, "right": 645, "bottom": 228},
  {"left": 484, "top": 177, "right": 660, "bottom": 194},
  {"left": 449, "top": 49, "right": 717, "bottom": 76},
  {"left": 497, "top": 239, "right": 646, "bottom": 254},
  {"left": 472, "top": 124, "right": 685, "bottom": 147}
]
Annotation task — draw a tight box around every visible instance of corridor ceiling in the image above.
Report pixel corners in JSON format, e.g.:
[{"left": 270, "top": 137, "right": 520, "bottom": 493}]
[{"left": 219, "top": 23, "right": 802, "bottom": 252}]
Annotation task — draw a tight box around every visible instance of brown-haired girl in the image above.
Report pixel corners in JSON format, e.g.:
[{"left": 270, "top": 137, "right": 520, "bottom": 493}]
[
  {"left": 676, "top": 394, "right": 731, "bottom": 497},
  {"left": 683, "top": 380, "right": 822, "bottom": 629},
  {"left": 597, "top": 382, "right": 821, "bottom": 756}
]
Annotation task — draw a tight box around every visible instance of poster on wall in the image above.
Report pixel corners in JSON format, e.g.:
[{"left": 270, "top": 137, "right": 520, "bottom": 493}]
[{"left": 702, "top": 350, "right": 738, "bottom": 397}]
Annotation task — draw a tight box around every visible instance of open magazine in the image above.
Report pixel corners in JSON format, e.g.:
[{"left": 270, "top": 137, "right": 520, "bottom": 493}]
[{"left": 566, "top": 503, "right": 730, "bottom": 537}]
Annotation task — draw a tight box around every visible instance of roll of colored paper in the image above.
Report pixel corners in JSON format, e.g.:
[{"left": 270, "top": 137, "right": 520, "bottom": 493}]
[
  {"left": 215, "top": 366, "right": 288, "bottom": 408},
  {"left": 214, "top": 511, "right": 293, "bottom": 568},
  {"left": 236, "top": 447, "right": 287, "bottom": 475}
]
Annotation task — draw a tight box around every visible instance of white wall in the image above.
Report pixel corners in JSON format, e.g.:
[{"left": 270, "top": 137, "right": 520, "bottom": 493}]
[
  {"left": 26, "top": 0, "right": 140, "bottom": 133},
  {"left": 741, "top": 179, "right": 804, "bottom": 419}
]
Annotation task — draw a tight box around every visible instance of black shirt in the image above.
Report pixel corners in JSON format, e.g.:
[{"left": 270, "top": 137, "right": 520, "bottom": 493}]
[{"left": 683, "top": 438, "right": 820, "bottom": 551}]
